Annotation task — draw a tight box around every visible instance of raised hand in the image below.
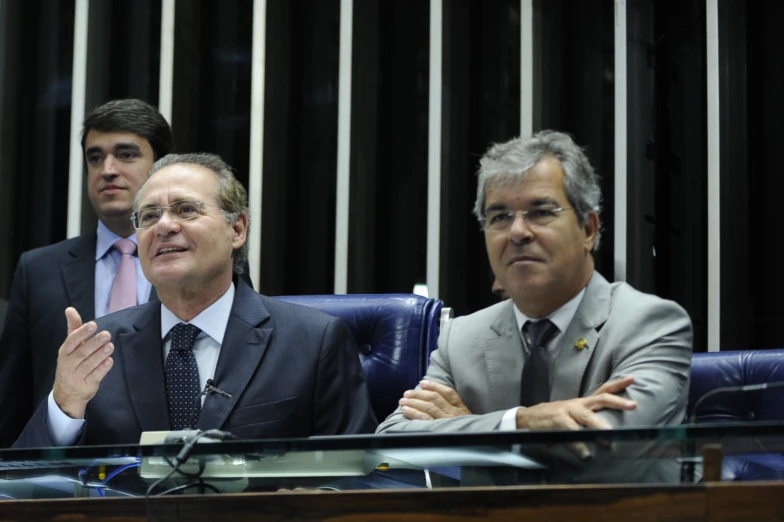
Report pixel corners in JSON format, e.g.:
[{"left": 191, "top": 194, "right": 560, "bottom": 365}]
[{"left": 52, "top": 307, "right": 114, "bottom": 419}]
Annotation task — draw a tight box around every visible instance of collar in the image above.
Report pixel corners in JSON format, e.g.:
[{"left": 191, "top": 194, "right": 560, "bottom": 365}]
[
  {"left": 160, "top": 282, "right": 235, "bottom": 344},
  {"left": 512, "top": 286, "right": 587, "bottom": 338},
  {"left": 95, "top": 220, "right": 138, "bottom": 260}
]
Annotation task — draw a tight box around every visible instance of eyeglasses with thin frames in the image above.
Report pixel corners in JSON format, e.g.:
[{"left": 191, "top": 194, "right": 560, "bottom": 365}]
[
  {"left": 131, "top": 200, "right": 216, "bottom": 230},
  {"left": 483, "top": 207, "right": 573, "bottom": 233}
]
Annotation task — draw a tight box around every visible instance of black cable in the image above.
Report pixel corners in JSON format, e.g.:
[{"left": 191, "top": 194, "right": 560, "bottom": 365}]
[
  {"left": 689, "top": 381, "right": 784, "bottom": 424},
  {"left": 162, "top": 456, "right": 204, "bottom": 480},
  {"left": 145, "top": 464, "right": 180, "bottom": 522},
  {"left": 145, "top": 429, "right": 237, "bottom": 522},
  {"left": 157, "top": 479, "right": 221, "bottom": 497}
]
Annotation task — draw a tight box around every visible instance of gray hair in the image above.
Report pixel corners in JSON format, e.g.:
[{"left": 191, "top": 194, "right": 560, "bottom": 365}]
[
  {"left": 473, "top": 130, "right": 603, "bottom": 250},
  {"left": 135, "top": 152, "right": 250, "bottom": 274}
]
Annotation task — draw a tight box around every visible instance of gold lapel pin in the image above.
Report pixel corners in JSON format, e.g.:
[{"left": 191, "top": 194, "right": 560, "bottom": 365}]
[{"left": 574, "top": 338, "right": 588, "bottom": 350}]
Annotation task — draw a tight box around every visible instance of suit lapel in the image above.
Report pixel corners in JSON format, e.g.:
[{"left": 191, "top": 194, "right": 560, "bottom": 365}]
[
  {"left": 62, "top": 234, "right": 98, "bottom": 322},
  {"left": 550, "top": 272, "right": 612, "bottom": 401},
  {"left": 197, "top": 282, "right": 272, "bottom": 430},
  {"left": 484, "top": 302, "right": 526, "bottom": 411},
  {"left": 119, "top": 305, "right": 170, "bottom": 431}
]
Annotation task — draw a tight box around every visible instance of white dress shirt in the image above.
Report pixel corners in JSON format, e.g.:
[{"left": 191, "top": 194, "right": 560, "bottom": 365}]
[
  {"left": 47, "top": 283, "right": 236, "bottom": 446},
  {"left": 94, "top": 221, "right": 152, "bottom": 319},
  {"left": 498, "top": 287, "right": 586, "bottom": 431}
]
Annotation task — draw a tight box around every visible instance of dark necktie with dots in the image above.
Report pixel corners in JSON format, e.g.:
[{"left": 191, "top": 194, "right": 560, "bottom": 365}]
[
  {"left": 520, "top": 319, "right": 560, "bottom": 407},
  {"left": 165, "top": 323, "right": 202, "bottom": 430}
]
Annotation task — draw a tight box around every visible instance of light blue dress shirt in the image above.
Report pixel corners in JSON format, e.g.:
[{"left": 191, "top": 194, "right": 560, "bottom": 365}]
[
  {"left": 94, "top": 221, "right": 152, "bottom": 319},
  {"left": 47, "top": 283, "right": 236, "bottom": 446}
]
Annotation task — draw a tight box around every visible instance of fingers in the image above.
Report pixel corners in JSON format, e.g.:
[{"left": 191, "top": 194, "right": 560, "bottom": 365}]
[
  {"left": 65, "top": 307, "right": 83, "bottom": 336},
  {"left": 402, "top": 388, "right": 451, "bottom": 411},
  {"left": 419, "top": 380, "right": 467, "bottom": 408},
  {"left": 78, "top": 342, "right": 114, "bottom": 385},
  {"left": 402, "top": 397, "right": 449, "bottom": 418},
  {"left": 399, "top": 383, "right": 472, "bottom": 419},
  {"left": 401, "top": 405, "right": 434, "bottom": 421},
  {"left": 591, "top": 375, "right": 635, "bottom": 396},
  {"left": 53, "top": 315, "right": 114, "bottom": 418},
  {"left": 517, "top": 404, "right": 584, "bottom": 431},
  {"left": 586, "top": 393, "right": 637, "bottom": 412},
  {"left": 60, "top": 319, "right": 102, "bottom": 357},
  {"left": 517, "top": 400, "right": 617, "bottom": 431},
  {"left": 72, "top": 331, "right": 112, "bottom": 361},
  {"left": 402, "top": 388, "right": 449, "bottom": 407},
  {"left": 571, "top": 405, "right": 613, "bottom": 430},
  {"left": 399, "top": 389, "right": 445, "bottom": 420}
]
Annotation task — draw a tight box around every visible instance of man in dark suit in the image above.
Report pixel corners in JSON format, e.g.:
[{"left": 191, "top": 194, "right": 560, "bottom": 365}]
[
  {"left": 14, "top": 153, "right": 376, "bottom": 447},
  {"left": 0, "top": 99, "right": 174, "bottom": 447}
]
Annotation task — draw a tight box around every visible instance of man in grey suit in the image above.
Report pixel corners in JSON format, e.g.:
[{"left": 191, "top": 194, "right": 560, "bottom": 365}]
[
  {"left": 15, "top": 153, "right": 376, "bottom": 447},
  {"left": 377, "top": 131, "right": 692, "bottom": 480}
]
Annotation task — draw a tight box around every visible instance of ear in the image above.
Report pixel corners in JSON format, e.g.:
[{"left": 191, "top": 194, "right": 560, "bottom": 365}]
[
  {"left": 582, "top": 211, "right": 599, "bottom": 253},
  {"left": 231, "top": 213, "right": 249, "bottom": 250}
]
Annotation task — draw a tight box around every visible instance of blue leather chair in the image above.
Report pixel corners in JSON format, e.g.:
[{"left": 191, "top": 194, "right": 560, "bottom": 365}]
[
  {"left": 690, "top": 350, "right": 784, "bottom": 480},
  {"left": 275, "top": 293, "right": 446, "bottom": 423}
]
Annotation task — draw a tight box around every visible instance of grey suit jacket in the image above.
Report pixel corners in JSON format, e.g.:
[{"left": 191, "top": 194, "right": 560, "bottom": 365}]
[{"left": 377, "top": 271, "right": 693, "bottom": 434}]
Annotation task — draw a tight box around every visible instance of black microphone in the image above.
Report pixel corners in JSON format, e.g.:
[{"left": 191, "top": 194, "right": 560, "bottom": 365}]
[
  {"left": 205, "top": 379, "right": 233, "bottom": 399},
  {"left": 186, "top": 379, "right": 233, "bottom": 429},
  {"left": 689, "top": 381, "right": 784, "bottom": 424}
]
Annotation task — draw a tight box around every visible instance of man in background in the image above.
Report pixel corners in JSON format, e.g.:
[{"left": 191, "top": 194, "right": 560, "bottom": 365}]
[{"left": 0, "top": 99, "right": 172, "bottom": 446}]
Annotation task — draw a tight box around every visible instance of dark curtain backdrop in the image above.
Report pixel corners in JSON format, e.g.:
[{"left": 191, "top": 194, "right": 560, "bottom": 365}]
[
  {"left": 627, "top": 0, "right": 708, "bottom": 352},
  {"left": 81, "top": 0, "right": 162, "bottom": 234},
  {"left": 260, "top": 0, "right": 340, "bottom": 296},
  {"left": 0, "top": 0, "right": 780, "bottom": 356},
  {"left": 0, "top": 0, "right": 75, "bottom": 297}
]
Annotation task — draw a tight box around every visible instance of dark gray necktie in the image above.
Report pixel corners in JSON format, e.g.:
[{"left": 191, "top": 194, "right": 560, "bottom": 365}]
[
  {"left": 165, "top": 323, "right": 202, "bottom": 430},
  {"left": 520, "top": 319, "right": 559, "bottom": 407}
]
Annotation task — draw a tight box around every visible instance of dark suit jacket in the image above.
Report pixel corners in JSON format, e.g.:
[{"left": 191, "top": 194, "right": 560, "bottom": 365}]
[
  {"left": 0, "top": 233, "right": 255, "bottom": 447},
  {"left": 14, "top": 279, "right": 377, "bottom": 447},
  {"left": 0, "top": 234, "right": 98, "bottom": 447},
  {"left": 0, "top": 298, "right": 8, "bottom": 337}
]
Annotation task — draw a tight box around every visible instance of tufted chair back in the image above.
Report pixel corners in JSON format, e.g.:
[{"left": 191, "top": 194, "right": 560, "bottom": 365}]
[
  {"left": 689, "top": 350, "right": 784, "bottom": 481},
  {"left": 689, "top": 349, "right": 784, "bottom": 423},
  {"left": 275, "top": 294, "right": 444, "bottom": 422}
]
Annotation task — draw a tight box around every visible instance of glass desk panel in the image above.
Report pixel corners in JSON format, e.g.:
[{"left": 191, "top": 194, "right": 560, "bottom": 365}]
[{"left": 1, "top": 422, "right": 783, "bottom": 499}]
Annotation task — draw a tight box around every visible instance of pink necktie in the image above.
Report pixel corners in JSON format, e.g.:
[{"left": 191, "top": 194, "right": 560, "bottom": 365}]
[{"left": 108, "top": 238, "right": 137, "bottom": 313}]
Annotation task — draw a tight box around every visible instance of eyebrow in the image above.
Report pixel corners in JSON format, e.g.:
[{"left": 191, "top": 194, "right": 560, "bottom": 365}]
[
  {"left": 485, "top": 197, "right": 561, "bottom": 213},
  {"left": 85, "top": 142, "right": 143, "bottom": 156},
  {"left": 113, "top": 143, "right": 143, "bottom": 153},
  {"left": 138, "top": 202, "right": 160, "bottom": 211},
  {"left": 138, "top": 198, "right": 198, "bottom": 211},
  {"left": 528, "top": 197, "right": 561, "bottom": 207}
]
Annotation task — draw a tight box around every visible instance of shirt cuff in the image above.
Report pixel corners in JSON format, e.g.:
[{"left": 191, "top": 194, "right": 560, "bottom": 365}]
[
  {"left": 47, "top": 391, "right": 85, "bottom": 446},
  {"left": 498, "top": 407, "right": 521, "bottom": 431}
]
